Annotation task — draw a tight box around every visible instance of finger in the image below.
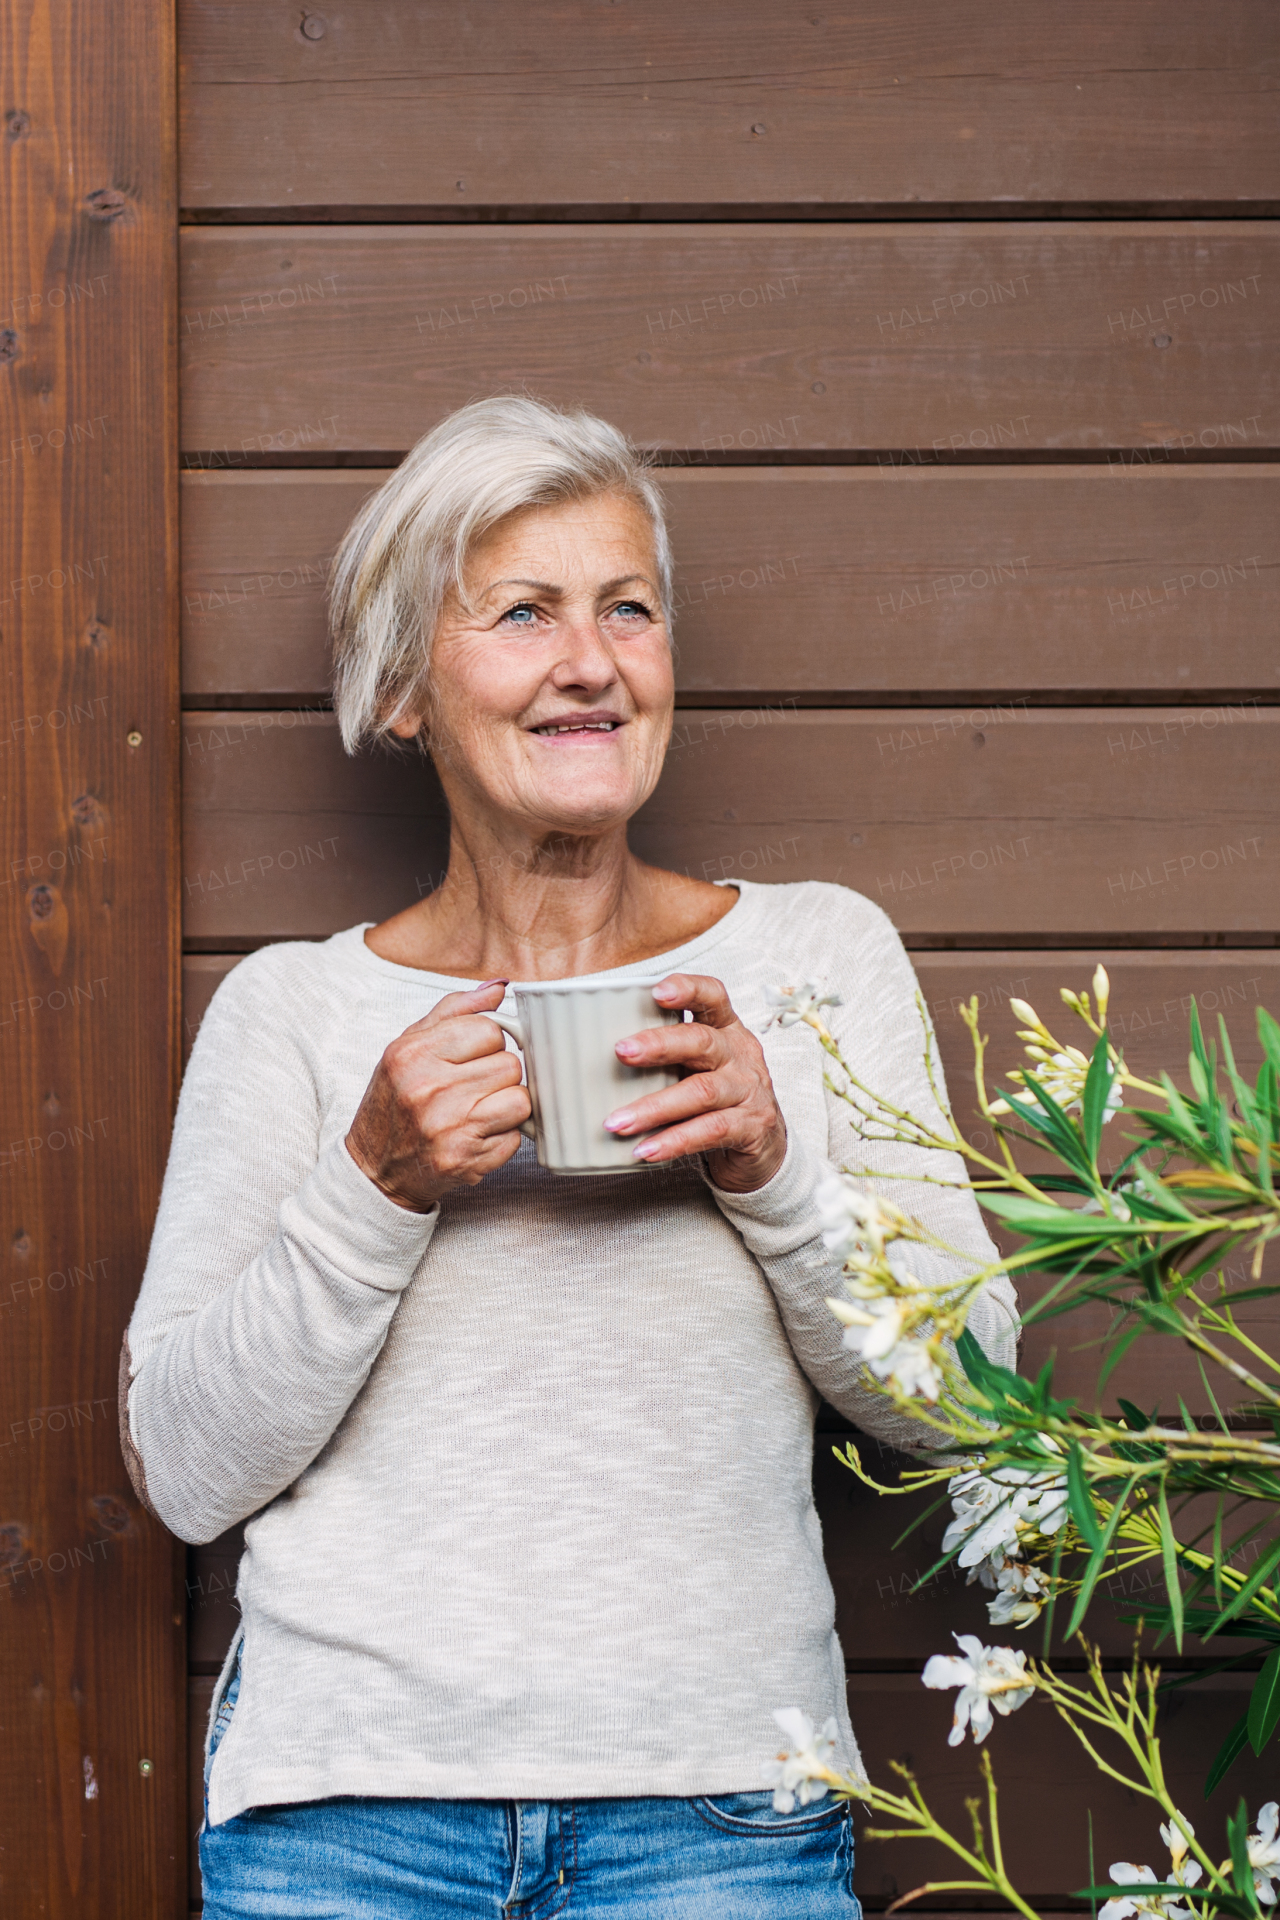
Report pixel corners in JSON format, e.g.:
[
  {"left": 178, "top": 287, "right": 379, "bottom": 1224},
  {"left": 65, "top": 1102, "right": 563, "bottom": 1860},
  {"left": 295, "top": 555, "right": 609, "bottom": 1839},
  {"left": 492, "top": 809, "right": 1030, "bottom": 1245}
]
[
  {"left": 650, "top": 972, "right": 740, "bottom": 1028},
  {"left": 468, "top": 1083, "right": 533, "bottom": 1140},
  {"left": 424, "top": 1012, "right": 521, "bottom": 1066},
  {"left": 615, "top": 1018, "right": 730, "bottom": 1071},
  {"left": 604, "top": 1065, "right": 752, "bottom": 1137},
  {"left": 629, "top": 1108, "right": 752, "bottom": 1165},
  {"left": 389, "top": 1003, "right": 518, "bottom": 1069},
  {"left": 400, "top": 980, "right": 510, "bottom": 1037}
]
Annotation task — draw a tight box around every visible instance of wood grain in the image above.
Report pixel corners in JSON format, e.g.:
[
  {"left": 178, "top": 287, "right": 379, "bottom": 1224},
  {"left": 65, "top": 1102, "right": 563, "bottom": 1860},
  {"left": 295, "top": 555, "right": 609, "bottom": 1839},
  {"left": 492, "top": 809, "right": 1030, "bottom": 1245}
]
[
  {"left": 0, "top": 4, "right": 183, "bottom": 1917},
  {"left": 181, "top": 465, "right": 1280, "bottom": 701},
  {"left": 177, "top": 0, "right": 1280, "bottom": 212},
  {"left": 179, "top": 708, "right": 1278, "bottom": 943},
  {"left": 178, "top": 224, "right": 1280, "bottom": 456}
]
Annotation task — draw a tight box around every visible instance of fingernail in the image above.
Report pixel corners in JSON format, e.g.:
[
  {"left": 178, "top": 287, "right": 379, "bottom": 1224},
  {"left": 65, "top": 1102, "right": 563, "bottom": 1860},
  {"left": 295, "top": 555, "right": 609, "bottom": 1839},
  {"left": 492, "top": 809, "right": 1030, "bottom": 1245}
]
[
  {"left": 615, "top": 1039, "right": 640, "bottom": 1060},
  {"left": 478, "top": 978, "right": 509, "bottom": 990},
  {"left": 632, "top": 1140, "right": 660, "bottom": 1160},
  {"left": 653, "top": 983, "right": 677, "bottom": 1000},
  {"left": 604, "top": 1108, "right": 635, "bottom": 1133}
]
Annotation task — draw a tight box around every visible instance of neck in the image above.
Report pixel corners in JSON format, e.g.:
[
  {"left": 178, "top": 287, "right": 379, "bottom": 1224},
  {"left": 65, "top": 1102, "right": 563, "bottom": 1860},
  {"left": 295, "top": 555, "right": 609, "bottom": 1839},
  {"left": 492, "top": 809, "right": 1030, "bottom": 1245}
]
[
  {"left": 435, "top": 813, "right": 650, "bottom": 978},
  {"left": 366, "top": 801, "right": 737, "bottom": 981}
]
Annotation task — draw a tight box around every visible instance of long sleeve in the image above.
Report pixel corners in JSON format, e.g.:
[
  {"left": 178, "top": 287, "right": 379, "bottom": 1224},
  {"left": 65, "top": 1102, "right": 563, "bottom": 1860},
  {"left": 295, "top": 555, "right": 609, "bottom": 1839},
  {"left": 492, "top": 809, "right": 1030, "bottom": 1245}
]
[
  {"left": 710, "top": 891, "right": 1019, "bottom": 1451},
  {"left": 122, "top": 947, "right": 438, "bottom": 1543}
]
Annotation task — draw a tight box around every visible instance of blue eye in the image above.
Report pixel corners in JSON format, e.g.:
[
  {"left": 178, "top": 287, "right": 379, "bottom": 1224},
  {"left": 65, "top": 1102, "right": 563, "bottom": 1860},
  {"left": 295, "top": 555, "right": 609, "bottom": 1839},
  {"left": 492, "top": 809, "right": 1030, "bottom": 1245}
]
[
  {"left": 500, "top": 603, "right": 538, "bottom": 626},
  {"left": 613, "top": 600, "right": 651, "bottom": 619}
]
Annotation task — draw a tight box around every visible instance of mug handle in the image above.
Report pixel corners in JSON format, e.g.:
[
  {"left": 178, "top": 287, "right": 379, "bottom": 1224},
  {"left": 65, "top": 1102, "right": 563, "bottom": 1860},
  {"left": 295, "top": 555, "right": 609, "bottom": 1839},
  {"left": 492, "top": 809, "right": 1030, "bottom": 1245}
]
[{"left": 487, "top": 1011, "right": 538, "bottom": 1140}]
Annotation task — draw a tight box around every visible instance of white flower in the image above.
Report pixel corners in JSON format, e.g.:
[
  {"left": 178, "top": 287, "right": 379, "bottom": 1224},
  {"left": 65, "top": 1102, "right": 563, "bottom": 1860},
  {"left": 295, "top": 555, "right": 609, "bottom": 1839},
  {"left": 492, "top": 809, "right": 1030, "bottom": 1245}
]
[
  {"left": 827, "top": 1295, "right": 944, "bottom": 1401},
  {"left": 763, "top": 1708, "right": 838, "bottom": 1814},
  {"left": 986, "top": 1560, "right": 1051, "bottom": 1629},
  {"left": 943, "top": 1460, "right": 1068, "bottom": 1569},
  {"left": 878, "top": 1337, "right": 944, "bottom": 1402},
  {"left": 921, "top": 1632, "right": 1034, "bottom": 1746},
  {"left": 1099, "top": 1862, "right": 1197, "bottom": 1920},
  {"left": 1160, "top": 1816, "right": 1197, "bottom": 1880},
  {"left": 828, "top": 1293, "right": 910, "bottom": 1363},
  {"left": 763, "top": 980, "right": 843, "bottom": 1029},
  {"left": 815, "top": 1175, "right": 906, "bottom": 1263},
  {"left": 1249, "top": 1802, "right": 1280, "bottom": 1904}
]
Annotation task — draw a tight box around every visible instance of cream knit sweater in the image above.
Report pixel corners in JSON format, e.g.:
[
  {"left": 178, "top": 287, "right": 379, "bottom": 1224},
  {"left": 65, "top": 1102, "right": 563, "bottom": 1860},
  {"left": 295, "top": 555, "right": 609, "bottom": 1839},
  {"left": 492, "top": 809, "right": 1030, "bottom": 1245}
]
[{"left": 124, "top": 880, "right": 1018, "bottom": 1826}]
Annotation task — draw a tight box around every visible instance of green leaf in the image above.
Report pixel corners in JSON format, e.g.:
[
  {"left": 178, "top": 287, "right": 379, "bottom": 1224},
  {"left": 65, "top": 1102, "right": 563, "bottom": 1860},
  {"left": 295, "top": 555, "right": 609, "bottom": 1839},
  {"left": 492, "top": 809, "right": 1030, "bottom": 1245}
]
[
  {"left": 1066, "top": 1472, "right": 1141, "bottom": 1637},
  {"left": 1248, "top": 1648, "right": 1280, "bottom": 1757},
  {"left": 980, "top": 1192, "right": 1142, "bottom": 1237},
  {"left": 1068, "top": 1443, "right": 1103, "bottom": 1550},
  {"left": 1258, "top": 1008, "right": 1280, "bottom": 1080},
  {"left": 1190, "top": 997, "right": 1210, "bottom": 1075},
  {"left": 1095, "top": 1322, "right": 1146, "bottom": 1399},
  {"left": 1220, "top": 1016, "right": 1258, "bottom": 1132},
  {"left": 1117, "top": 1398, "right": 1159, "bottom": 1431},
  {"left": 955, "top": 1326, "right": 1007, "bottom": 1392},
  {"left": 1206, "top": 1534, "right": 1280, "bottom": 1638},
  {"left": 1228, "top": 1796, "right": 1263, "bottom": 1916},
  {"left": 1082, "top": 1031, "right": 1117, "bottom": 1165},
  {"left": 1157, "top": 1479, "right": 1185, "bottom": 1652},
  {"left": 1207, "top": 1714, "right": 1249, "bottom": 1797}
]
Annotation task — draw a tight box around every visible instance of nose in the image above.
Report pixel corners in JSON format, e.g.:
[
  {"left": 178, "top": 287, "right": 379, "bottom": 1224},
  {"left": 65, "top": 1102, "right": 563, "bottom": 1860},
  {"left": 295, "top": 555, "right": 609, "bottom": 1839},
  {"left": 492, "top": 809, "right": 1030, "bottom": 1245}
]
[{"left": 547, "top": 611, "right": 620, "bottom": 696}]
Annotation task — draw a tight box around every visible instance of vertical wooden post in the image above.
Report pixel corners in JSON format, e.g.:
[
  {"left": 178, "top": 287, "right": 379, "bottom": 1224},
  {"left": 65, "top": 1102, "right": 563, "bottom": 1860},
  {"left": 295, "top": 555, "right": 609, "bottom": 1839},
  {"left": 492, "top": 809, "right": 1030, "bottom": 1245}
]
[{"left": 0, "top": 3, "right": 182, "bottom": 1915}]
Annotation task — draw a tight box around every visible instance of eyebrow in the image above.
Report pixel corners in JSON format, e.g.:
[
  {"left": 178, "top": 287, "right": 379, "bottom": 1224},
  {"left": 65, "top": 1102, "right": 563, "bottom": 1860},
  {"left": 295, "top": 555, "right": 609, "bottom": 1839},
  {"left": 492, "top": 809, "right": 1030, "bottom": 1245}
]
[{"left": 483, "top": 574, "right": 657, "bottom": 600}]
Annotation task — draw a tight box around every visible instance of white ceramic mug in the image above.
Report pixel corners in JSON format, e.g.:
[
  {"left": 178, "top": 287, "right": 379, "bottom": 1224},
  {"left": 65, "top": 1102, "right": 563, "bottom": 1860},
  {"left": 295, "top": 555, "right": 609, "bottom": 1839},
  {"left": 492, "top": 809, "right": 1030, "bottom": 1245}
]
[{"left": 490, "top": 980, "right": 682, "bottom": 1175}]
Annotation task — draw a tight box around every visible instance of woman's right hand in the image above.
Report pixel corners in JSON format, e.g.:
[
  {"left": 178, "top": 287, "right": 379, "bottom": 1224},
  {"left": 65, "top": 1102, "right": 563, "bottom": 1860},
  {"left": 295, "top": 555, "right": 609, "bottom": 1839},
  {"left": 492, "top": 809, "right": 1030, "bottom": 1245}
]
[{"left": 344, "top": 981, "right": 531, "bottom": 1212}]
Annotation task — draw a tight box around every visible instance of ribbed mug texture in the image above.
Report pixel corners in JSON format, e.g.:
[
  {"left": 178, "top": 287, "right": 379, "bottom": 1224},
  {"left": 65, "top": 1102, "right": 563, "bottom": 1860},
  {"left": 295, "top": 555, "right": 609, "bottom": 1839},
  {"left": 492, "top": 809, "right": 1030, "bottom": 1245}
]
[{"left": 511, "top": 981, "right": 682, "bottom": 1174}]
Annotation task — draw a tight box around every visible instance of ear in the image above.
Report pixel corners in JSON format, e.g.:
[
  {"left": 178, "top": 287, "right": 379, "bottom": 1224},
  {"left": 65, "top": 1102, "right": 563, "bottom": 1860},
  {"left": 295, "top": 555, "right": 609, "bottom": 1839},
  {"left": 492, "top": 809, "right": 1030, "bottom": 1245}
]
[{"left": 388, "top": 712, "right": 424, "bottom": 740}]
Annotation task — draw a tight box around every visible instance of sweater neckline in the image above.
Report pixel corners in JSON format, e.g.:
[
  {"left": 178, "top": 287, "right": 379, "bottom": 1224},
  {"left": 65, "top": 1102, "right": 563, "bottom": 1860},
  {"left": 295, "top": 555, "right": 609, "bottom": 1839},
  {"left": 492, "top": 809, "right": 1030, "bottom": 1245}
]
[{"left": 332, "top": 879, "right": 760, "bottom": 993}]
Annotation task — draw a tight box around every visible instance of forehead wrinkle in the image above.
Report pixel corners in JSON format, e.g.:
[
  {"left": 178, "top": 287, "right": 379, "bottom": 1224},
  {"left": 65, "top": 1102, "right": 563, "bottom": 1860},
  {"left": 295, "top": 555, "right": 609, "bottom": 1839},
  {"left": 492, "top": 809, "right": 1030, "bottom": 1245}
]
[{"left": 477, "top": 571, "right": 658, "bottom": 602}]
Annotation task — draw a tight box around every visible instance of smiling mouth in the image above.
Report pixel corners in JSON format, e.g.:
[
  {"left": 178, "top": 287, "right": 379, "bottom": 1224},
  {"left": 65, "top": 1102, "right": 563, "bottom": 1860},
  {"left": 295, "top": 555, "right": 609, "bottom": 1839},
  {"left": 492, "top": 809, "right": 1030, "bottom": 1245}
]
[{"left": 531, "top": 720, "right": 621, "bottom": 736}]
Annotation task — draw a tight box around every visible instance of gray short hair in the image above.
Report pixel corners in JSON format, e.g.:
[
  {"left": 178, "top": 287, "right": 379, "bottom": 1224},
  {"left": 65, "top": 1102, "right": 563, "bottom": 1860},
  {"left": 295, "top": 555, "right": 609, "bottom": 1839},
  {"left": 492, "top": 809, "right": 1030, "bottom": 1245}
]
[{"left": 329, "top": 396, "right": 674, "bottom": 753}]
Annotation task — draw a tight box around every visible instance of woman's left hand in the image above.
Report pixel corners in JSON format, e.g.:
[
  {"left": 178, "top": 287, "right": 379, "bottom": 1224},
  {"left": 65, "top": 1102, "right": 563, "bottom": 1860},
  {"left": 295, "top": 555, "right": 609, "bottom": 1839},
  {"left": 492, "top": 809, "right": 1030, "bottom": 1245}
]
[{"left": 604, "top": 973, "right": 787, "bottom": 1194}]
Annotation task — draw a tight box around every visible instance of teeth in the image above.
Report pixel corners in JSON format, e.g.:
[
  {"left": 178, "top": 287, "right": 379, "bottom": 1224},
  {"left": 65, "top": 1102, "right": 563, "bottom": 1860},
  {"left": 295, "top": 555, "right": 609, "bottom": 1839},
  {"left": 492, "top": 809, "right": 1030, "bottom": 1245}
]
[{"left": 535, "top": 721, "right": 617, "bottom": 734}]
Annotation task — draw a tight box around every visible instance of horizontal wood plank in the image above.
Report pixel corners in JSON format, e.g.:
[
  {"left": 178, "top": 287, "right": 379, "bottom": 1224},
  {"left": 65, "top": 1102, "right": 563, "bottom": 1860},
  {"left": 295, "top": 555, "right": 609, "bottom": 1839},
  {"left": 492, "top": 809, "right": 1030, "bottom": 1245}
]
[
  {"left": 178, "top": 1, "right": 1280, "bottom": 211},
  {"left": 181, "top": 466, "right": 1280, "bottom": 700},
  {"left": 180, "top": 708, "right": 1278, "bottom": 941},
  {"left": 179, "top": 224, "right": 1280, "bottom": 456}
]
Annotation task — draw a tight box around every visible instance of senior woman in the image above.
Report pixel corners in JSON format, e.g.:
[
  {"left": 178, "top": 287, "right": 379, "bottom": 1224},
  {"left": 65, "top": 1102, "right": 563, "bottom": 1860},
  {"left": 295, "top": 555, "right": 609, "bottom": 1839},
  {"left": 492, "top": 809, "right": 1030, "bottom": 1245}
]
[{"left": 123, "top": 397, "right": 1018, "bottom": 1918}]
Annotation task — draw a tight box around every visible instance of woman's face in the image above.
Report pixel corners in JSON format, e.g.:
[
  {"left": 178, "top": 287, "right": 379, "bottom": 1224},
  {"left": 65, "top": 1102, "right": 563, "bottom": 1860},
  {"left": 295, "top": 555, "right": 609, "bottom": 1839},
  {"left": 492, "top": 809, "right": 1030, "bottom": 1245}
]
[{"left": 401, "top": 492, "right": 675, "bottom": 841}]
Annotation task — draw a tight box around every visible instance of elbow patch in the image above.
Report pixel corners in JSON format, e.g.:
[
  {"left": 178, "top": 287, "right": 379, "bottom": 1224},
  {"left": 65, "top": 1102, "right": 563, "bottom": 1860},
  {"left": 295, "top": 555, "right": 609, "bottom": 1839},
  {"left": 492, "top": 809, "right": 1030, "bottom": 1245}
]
[{"left": 117, "top": 1334, "right": 160, "bottom": 1521}]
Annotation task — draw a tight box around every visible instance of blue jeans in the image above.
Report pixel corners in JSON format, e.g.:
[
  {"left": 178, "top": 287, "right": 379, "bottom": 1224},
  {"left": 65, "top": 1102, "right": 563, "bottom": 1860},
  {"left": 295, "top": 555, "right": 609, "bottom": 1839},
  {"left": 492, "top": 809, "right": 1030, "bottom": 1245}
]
[{"left": 201, "top": 1654, "right": 860, "bottom": 1917}]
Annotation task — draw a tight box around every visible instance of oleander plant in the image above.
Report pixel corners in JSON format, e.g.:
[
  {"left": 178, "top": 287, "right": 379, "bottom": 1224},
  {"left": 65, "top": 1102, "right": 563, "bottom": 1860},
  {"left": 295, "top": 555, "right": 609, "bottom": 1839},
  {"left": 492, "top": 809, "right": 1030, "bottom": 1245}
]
[{"left": 759, "top": 969, "right": 1280, "bottom": 1919}]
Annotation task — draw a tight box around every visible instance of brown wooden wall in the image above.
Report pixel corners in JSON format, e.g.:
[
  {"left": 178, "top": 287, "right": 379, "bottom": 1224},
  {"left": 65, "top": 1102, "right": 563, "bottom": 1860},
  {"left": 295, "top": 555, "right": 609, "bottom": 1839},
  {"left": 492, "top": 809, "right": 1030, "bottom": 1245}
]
[
  {"left": 0, "top": 4, "right": 183, "bottom": 1918},
  {"left": 18, "top": 2, "right": 1265, "bottom": 1912}
]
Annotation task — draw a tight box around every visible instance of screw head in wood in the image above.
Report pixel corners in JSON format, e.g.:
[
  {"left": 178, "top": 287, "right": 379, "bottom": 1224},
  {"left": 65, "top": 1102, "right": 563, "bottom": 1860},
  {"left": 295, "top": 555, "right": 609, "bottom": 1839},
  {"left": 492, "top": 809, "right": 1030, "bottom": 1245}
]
[
  {"left": 138, "top": 1759, "right": 153, "bottom": 1777},
  {"left": 126, "top": 730, "right": 142, "bottom": 748},
  {"left": 301, "top": 13, "right": 326, "bottom": 38}
]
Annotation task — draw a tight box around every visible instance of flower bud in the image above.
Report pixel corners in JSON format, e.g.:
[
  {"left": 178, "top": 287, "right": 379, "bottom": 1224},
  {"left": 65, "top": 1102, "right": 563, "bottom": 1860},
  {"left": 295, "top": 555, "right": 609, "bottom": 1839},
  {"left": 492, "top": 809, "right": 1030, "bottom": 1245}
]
[{"left": 1092, "top": 964, "right": 1111, "bottom": 1023}]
